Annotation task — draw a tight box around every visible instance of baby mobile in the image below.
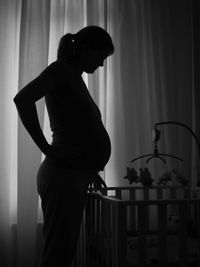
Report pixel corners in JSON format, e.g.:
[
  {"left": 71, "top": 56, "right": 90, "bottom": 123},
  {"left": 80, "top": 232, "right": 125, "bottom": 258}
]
[{"left": 124, "top": 121, "right": 200, "bottom": 187}]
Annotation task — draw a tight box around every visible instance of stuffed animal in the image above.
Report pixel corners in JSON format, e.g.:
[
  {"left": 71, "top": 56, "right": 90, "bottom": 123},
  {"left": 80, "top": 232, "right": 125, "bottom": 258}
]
[
  {"left": 124, "top": 167, "right": 139, "bottom": 184},
  {"left": 172, "top": 168, "right": 190, "bottom": 187},
  {"left": 158, "top": 171, "right": 172, "bottom": 186},
  {"left": 139, "top": 167, "right": 154, "bottom": 186}
]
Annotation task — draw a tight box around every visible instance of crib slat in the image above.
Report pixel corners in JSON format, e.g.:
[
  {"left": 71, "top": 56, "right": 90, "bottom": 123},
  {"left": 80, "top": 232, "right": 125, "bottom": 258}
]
[
  {"left": 109, "top": 204, "right": 127, "bottom": 267},
  {"left": 116, "top": 203, "right": 126, "bottom": 267},
  {"left": 112, "top": 205, "right": 117, "bottom": 267},
  {"left": 138, "top": 203, "right": 148, "bottom": 267},
  {"left": 107, "top": 204, "right": 112, "bottom": 267},
  {"left": 170, "top": 187, "right": 176, "bottom": 199},
  {"left": 101, "top": 202, "right": 109, "bottom": 266},
  {"left": 116, "top": 188, "right": 122, "bottom": 199},
  {"left": 130, "top": 189, "right": 136, "bottom": 232},
  {"left": 143, "top": 187, "right": 150, "bottom": 230},
  {"left": 157, "top": 187, "right": 163, "bottom": 199},
  {"left": 158, "top": 203, "right": 167, "bottom": 267},
  {"left": 95, "top": 199, "right": 101, "bottom": 266},
  {"left": 85, "top": 197, "right": 91, "bottom": 267},
  {"left": 179, "top": 203, "right": 188, "bottom": 267},
  {"left": 96, "top": 199, "right": 100, "bottom": 235},
  {"left": 101, "top": 202, "right": 107, "bottom": 235},
  {"left": 197, "top": 204, "right": 200, "bottom": 263},
  {"left": 184, "top": 187, "right": 191, "bottom": 199},
  {"left": 89, "top": 197, "right": 97, "bottom": 267},
  {"left": 143, "top": 187, "right": 149, "bottom": 200},
  {"left": 111, "top": 204, "right": 127, "bottom": 267}
]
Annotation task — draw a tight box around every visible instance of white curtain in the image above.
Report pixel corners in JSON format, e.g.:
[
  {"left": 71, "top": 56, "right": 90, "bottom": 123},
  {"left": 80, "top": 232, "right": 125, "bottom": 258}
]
[
  {"left": 105, "top": 0, "right": 198, "bottom": 186},
  {"left": 0, "top": 0, "right": 198, "bottom": 266}
]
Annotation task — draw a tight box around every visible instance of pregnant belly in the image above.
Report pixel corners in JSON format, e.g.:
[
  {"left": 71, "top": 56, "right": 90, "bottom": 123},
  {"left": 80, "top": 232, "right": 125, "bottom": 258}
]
[
  {"left": 51, "top": 126, "right": 111, "bottom": 171},
  {"left": 84, "top": 129, "right": 111, "bottom": 170}
]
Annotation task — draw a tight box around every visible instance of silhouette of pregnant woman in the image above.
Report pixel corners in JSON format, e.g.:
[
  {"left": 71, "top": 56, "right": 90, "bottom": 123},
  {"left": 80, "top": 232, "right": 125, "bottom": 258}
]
[{"left": 14, "top": 25, "right": 114, "bottom": 267}]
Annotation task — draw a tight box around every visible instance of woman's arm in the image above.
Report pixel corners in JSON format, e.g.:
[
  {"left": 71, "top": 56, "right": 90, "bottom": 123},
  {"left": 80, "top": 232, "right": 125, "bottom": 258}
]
[
  {"left": 14, "top": 98, "right": 50, "bottom": 154},
  {"left": 13, "top": 65, "right": 56, "bottom": 155},
  {"left": 14, "top": 64, "right": 83, "bottom": 162}
]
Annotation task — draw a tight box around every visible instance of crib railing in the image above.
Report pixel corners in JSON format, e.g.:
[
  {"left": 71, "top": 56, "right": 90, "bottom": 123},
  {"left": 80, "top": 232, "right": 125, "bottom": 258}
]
[
  {"left": 87, "top": 195, "right": 200, "bottom": 266},
  {"left": 100, "top": 186, "right": 200, "bottom": 200},
  {"left": 100, "top": 186, "right": 200, "bottom": 234},
  {"left": 72, "top": 186, "right": 200, "bottom": 267}
]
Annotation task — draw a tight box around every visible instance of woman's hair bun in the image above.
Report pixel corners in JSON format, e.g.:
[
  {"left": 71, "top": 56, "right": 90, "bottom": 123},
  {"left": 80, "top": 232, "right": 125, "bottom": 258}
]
[{"left": 57, "top": 33, "right": 76, "bottom": 61}]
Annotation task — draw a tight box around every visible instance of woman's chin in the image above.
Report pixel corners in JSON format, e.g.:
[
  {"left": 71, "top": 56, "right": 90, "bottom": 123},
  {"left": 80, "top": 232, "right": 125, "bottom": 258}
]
[{"left": 84, "top": 66, "right": 98, "bottom": 74}]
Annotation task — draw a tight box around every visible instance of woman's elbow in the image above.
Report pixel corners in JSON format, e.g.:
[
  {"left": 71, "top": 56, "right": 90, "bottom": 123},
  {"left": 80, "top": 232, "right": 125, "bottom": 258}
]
[
  {"left": 13, "top": 93, "right": 18, "bottom": 101},
  {"left": 13, "top": 90, "right": 31, "bottom": 104},
  {"left": 13, "top": 94, "right": 20, "bottom": 105},
  {"left": 13, "top": 93, "right": 29, "bottom": 108},
  {"left": 13, "top": 93, "right": 24, "bottom": 106}
]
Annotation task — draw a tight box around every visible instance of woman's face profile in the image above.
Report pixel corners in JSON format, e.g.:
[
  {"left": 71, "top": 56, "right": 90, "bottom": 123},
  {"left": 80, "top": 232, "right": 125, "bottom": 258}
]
[{"left": 80, "top": 45, "right": 109, "bottom": 73}]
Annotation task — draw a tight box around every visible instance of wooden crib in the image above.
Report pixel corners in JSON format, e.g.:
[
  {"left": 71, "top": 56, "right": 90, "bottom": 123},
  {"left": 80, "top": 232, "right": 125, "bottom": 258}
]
[{"left": 73, "top": 186, "right": 200, "bottom": 267}]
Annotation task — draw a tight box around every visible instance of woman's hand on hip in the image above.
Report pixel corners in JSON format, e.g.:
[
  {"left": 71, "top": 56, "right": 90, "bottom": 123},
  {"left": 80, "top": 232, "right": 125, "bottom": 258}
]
[{"left": 89, "top": 173, "right": 107, "bottom": 192}]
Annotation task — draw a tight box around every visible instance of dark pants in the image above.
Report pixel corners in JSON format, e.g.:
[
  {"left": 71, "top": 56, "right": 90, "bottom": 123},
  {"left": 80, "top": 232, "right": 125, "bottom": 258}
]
[{"left": 37, "top": 158, "right": 92, "bottom": 267}]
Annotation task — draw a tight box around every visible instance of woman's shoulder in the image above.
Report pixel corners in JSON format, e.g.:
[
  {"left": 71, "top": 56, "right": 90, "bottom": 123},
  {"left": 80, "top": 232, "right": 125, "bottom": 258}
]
[
  {"left": 47, "top": 61, "right": 77, "bottom": 75},
  {"left": 46, "top": 61, "right": 80, "bottom": 85}
]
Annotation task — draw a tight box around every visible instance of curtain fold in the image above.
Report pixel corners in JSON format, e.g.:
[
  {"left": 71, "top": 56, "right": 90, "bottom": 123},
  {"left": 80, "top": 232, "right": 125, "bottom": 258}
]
[
  {"left": 0, "top": 0, "right": 198, "bottom": 266},
  {"left": 17, "top": 1, "right": 50, "bottom": 266},
  {"left": 0, "top": 0, "right": 21, "bottom": 265}
]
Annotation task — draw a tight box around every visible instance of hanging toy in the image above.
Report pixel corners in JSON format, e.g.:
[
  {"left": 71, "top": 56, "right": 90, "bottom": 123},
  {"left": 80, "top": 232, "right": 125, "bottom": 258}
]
[
  {"left": 158, "top": 171, "right": 172, "bottom": 186},
  {"left": 124, "top": 167, "right": 139, "bottom": 184},
  {"left": 131, "top": 125, "right": 183, "bottom": 164},
  {"left": 139, "top": 167, "right": 154, "bottom": 187},
  {"left": 172, "top": 168, "right": 190, "bottom": 187}
]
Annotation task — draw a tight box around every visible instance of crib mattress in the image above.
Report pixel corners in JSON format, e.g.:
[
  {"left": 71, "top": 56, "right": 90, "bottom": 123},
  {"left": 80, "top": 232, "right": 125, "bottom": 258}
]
[{"left": 127, "top": 233, "right": 199, "bottom": 266}]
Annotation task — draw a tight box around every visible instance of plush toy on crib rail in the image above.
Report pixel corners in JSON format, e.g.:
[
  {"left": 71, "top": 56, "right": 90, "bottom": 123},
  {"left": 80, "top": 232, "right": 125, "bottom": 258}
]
[
  {"left": 158, "top": 168, "right": 190, "bottom": 187},
  {"left": 157, "top": 171, "right": 172, "bottom": 186},
  {"left": 124, "top": 167, "right": 190, "bottom": 187},
  {"left": 124, "top": 167, "right": 154, "bottom": 186},
  {"left": 124, "top": 167, "right": 139, "bottom": 184}
]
